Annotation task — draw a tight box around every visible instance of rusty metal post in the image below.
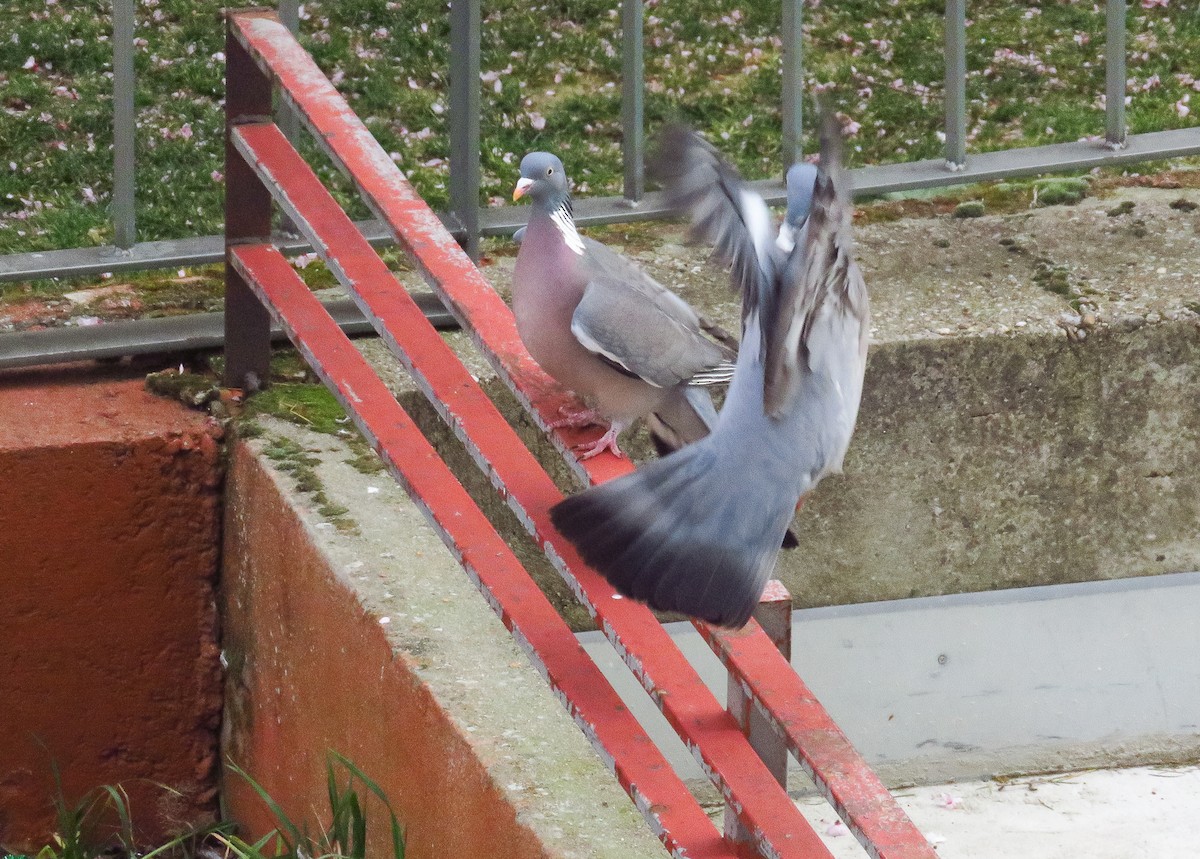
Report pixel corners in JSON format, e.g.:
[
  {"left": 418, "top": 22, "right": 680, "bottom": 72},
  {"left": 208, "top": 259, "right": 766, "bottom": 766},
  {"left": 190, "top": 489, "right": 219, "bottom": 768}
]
[
  {"left": 223, "top": 17, "right": 274, "bottom": 391},
  {"left": 724, "top": 580, "right": 793, "bottom": 849}
]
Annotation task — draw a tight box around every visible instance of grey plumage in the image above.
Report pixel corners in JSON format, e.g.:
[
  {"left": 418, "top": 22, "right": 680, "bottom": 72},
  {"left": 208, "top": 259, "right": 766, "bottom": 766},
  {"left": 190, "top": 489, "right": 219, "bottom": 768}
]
[
  {"left": 551, "top": 113, "right": 869, "bottom": 628},
  {"left": 511, "top": 152, "right": 735, "bottom": 459}
]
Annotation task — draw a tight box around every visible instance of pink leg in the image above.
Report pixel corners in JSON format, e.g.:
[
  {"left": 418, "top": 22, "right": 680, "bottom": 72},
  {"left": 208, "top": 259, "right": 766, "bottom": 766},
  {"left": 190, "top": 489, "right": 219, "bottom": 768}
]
[{"left": 575, "top": 425, "right": 624, "bottom": 460}]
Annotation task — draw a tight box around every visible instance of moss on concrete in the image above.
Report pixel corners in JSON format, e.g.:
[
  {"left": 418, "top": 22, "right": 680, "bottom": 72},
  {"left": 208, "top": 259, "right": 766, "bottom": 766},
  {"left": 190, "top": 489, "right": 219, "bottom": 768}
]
[
  {"left": 244, "top": 384, "right": 349, "bottom": 436},
  {"left": 952, "top": 200, "right": 986, "bottom": 219},
  {"left": 1034, "top": 177, "right": 1090, "bottom": 207},
  {"left": 145, "top": 369, "right": 220, "bottom": 408},
  {"left": 263, "top": 435, "right": 358, "bottom": 534}
]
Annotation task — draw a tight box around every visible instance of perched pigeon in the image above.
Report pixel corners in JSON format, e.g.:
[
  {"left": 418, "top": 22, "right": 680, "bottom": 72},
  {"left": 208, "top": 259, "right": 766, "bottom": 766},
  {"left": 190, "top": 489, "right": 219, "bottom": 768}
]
[
  {"left": 511, "top": 152, "right": 735, "bottom": 459},
  {"left": 550, "top": 113, "right": 869, "bottom": 628}
]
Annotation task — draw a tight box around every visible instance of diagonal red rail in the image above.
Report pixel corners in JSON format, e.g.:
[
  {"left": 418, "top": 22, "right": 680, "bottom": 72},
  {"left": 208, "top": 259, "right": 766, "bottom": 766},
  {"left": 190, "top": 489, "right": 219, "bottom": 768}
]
[
  {"left": 230, "top": 118, "right": 832, "bottom": 859},
  {"left": 229, "top": 241, "right": 731, "bottom": 859},
  {"left": 228, "top": 10, "right": 938, "bottom": 859}
]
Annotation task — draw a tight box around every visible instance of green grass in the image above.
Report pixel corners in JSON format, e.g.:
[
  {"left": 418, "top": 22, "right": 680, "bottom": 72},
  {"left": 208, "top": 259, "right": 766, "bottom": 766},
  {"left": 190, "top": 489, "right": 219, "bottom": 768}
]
[
  {"left": 23, "top": 761, "right": 229, "bottom": 859},
  {"left": 2, "top": 0, "right": 1198, "bottom": 266},
  {"left": 218, "top": 753, "right": 406, "bottom": 859},
  {"left": 8, "top": 754, "right": 403, "bottom": 859}
]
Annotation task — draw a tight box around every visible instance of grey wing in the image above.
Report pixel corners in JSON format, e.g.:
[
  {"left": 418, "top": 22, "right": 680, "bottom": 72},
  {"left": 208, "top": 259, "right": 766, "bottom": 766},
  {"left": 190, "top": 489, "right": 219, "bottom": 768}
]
[
  {"left": 650, "top": 125, "right": 777, "bottom": 320},
  {"left": 764, "top": 111, "right": 870, "bottom": 422},
  {"left": 571, "top": 238, "right": 734, "bottom": 388}
]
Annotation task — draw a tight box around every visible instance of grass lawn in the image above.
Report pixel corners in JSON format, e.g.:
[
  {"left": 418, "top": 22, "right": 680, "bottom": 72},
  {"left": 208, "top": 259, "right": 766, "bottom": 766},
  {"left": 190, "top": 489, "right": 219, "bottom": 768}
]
[{"left": 1, "top": 0, "right": 1197, "bottom": 278}]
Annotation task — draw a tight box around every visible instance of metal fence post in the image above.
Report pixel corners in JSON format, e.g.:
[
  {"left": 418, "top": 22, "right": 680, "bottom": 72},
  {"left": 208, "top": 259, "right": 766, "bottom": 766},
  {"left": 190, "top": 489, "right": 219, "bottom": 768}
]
[
  {"left": 944, "top": 0, "right": 967, "bottom": 168},
  {"left": 781, "top": 0, "right": 804, "bottom": 168},
  {"left": 276, "top": 0, "right": 302, "bottom": 235},
  {"left": 223, "top": 19, "right": 274, "bottom": 391},
  {"left": 1105, "top": 0, "right": 1127, "bottom": 148},
  {"left": 449, "top": 0, "right": 482, "bottom": 261},
  {"left": 621, "top": 0, "right": 645, "bottom": 203},
  {"left": 112, "top": 0, "right": 137, "bottom": 249},
  {"left": 724, "top": 580, "right": 793, "bottom": 848}
]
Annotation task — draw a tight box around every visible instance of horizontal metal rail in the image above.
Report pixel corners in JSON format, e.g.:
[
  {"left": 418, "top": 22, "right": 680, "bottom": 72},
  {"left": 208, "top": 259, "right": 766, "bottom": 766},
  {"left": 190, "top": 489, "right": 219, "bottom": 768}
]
[
  {"left": 0, "top": 294, "right": 453, "bottom": 371},
  {"left": 5, "top": 0, "right": 1198, "bottom": 290},
  {"left": 0, "top": 218, "right": 436, "bottom": 284},
  {"left": 6, "top": 122, "right": 1197, "bottom": 288},
  {"left": 228, "top": 239, "right": 732, "bottom": 859},
  {"left": 229, "top": 11, "right": 938, "bottom": 858}
]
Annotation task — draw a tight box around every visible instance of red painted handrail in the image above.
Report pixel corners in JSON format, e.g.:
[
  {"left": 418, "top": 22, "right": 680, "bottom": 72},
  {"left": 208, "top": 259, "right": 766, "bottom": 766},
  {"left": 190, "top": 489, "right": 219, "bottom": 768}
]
[
  {"left": 230, "top": 118, "right": 832, "bottom": 858},
  {"left": 230, "top": 241, "right": 731, "bottom": 859},
  {"left": 226, "top": 10, "right": 938, "bottom": 859}
]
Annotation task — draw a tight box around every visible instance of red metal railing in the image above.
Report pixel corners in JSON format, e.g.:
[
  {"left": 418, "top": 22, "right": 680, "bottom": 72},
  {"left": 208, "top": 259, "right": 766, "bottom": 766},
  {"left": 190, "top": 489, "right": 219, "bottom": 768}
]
[{"left": 225, "top": 10, "right": 938, "bottom": 859}]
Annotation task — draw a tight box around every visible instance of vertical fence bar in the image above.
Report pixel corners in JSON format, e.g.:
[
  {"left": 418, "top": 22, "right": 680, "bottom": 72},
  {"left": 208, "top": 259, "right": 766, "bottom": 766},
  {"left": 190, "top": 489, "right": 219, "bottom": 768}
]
[
  {"left": 276, "top": 0, "right": 300, "bottom": 141},
  {"left": 1105, "top": 0, "right": 1127, "bottom": 147},
  {"left": 621, "top": 0, "right": 645, "bottom": 203},
  {"left": 449, "top": 0, "right": 482, "bottom": 260},
  {"left": 223, "top": 21, "right": 274, "bottom": 391},
  {"left": 723, "top": 581, "right": 794, "bottom": 849},
  {"left": 112, "top": 0, "right": 137, "bottom": 249},
  {"left": 276, "top": 0, "right": 302, "bottom": 235},
  {"left": 781, "top": 0, "right": 803, "bottom": 167},
  {"left": 943, "top": 0, "right": 967, "bottom": 168}
]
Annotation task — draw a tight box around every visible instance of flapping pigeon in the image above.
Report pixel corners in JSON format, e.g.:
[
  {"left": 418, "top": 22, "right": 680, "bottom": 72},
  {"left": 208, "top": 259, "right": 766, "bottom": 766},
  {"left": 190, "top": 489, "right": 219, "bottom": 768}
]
[
  {"left": 511, "top": 152, "right": 735, "bottom": 459},
  {"left": 550, "top": 112, "right": 869, "bottom": 628}
]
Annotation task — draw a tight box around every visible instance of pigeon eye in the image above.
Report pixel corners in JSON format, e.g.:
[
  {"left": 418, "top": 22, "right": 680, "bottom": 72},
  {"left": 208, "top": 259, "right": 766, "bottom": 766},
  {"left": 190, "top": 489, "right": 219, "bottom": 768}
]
[{"left": 546, "top": 167, "right": 554, "bottom": 175}]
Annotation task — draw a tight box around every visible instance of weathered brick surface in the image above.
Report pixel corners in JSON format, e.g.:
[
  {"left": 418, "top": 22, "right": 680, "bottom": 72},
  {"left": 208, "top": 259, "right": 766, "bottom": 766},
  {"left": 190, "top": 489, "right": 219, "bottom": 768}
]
[{"left": 0, "top": 366, "right": 223, "bottom": 853}]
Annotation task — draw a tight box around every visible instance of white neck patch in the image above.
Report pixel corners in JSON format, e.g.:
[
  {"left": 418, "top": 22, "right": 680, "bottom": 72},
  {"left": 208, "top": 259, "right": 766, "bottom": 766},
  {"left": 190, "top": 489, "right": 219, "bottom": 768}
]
[{"left": 551, "top": 203, "right": 586, "bottom": 256}]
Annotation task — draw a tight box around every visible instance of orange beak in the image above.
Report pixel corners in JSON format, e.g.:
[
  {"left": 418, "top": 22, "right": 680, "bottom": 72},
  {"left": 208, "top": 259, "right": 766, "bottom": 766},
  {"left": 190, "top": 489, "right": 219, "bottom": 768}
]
[{"left": 513, "top": 177, "right": 533, "bottom": 202}]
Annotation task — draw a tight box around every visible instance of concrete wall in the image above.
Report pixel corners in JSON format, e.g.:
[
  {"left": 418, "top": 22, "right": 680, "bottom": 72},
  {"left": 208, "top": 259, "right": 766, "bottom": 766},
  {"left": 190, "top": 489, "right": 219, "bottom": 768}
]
[
  {"left": 792, "top": 320, "right": 1200, "bottom": 607},
  {"left": 367, "top": 319, "right": 1200, "bottom": 622},
  {"left": 0, "top": 367, "right": 223, "bottom": 853},
  {"left": 220, "top": 421, "right": 664, "bottom": 859}
]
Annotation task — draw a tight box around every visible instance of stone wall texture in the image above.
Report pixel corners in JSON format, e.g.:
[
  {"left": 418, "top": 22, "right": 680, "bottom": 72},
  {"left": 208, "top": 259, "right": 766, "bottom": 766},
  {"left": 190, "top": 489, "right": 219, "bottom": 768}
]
[{"left": 0, "top": 366, "right": 223, "bottom": 853}]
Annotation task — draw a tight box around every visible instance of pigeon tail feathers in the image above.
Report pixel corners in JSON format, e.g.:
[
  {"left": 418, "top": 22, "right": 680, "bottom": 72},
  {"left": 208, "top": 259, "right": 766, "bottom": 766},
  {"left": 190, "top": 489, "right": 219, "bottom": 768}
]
[{"left": 550, "top": 442, "right": 786, "bottom": 628}]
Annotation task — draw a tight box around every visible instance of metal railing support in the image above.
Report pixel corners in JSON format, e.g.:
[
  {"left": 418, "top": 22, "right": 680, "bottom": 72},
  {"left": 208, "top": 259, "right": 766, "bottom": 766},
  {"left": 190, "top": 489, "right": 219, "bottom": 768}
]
[
  {"left": 781, "top": 0, "right": 804, "bottom": 168},
  {"left": 276, "top": 0, "right": 302, "bottom": 236},
  {"left": 222, "top": 23, "right": 274, "bottom": 390},
  {"left": 276, "top": 0, "right": 302, "bottom": 146},
  {"left": 621, "top": 0, "right": 645, "bottom": 203},
  {"left": 724, "top": 581, "right": 793, "bottom": 849},
  {"left": 1106, "top": 0, "right": 1128, "bottom": 148},
  {"left": 112, "top": 0, "right": 137, "bottom": 249},
  {"left": 449, "top": 0, "right": 482, "bottom": 261},
  {"left": 944, "top": 0, "right": 968, "bottom": 169}
]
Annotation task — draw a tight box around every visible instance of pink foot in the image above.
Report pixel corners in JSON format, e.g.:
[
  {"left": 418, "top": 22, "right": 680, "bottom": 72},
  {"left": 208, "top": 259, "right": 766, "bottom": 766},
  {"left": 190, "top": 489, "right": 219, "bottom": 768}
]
[
  {"left": 575, "top": 426, "right": 625, "bottom": 460},
  {"left": 547, "top": 404, "right": 604, "bottom": 430}
]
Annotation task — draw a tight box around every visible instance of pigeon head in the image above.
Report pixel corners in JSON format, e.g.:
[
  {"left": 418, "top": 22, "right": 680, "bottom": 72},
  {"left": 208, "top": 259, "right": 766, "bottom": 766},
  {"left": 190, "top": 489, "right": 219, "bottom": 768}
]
[
  {"left": 513, "top": 152, "right": 570, "bottom": 208},
  {"left": 776, "top": 162, "right": 819, "bottom": 254},
  {"left": 784, "top": 163, "right": 819, "bottom": 228}
]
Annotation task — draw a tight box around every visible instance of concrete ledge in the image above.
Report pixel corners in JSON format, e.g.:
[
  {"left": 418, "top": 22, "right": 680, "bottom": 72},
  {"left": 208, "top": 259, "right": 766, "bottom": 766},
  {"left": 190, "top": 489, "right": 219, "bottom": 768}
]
[
  {"left": 220, "top": 420, "right": 665, "bottom": 859},
  {"left": 0, "top": 366, "right": 223, "bottom": 853}
]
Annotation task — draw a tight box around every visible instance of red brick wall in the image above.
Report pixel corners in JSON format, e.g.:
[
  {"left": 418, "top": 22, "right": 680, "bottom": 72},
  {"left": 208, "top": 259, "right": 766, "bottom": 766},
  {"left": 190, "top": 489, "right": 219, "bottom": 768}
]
[{"left": 0, "top": 367, "right": 223, "bottom": 853}]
